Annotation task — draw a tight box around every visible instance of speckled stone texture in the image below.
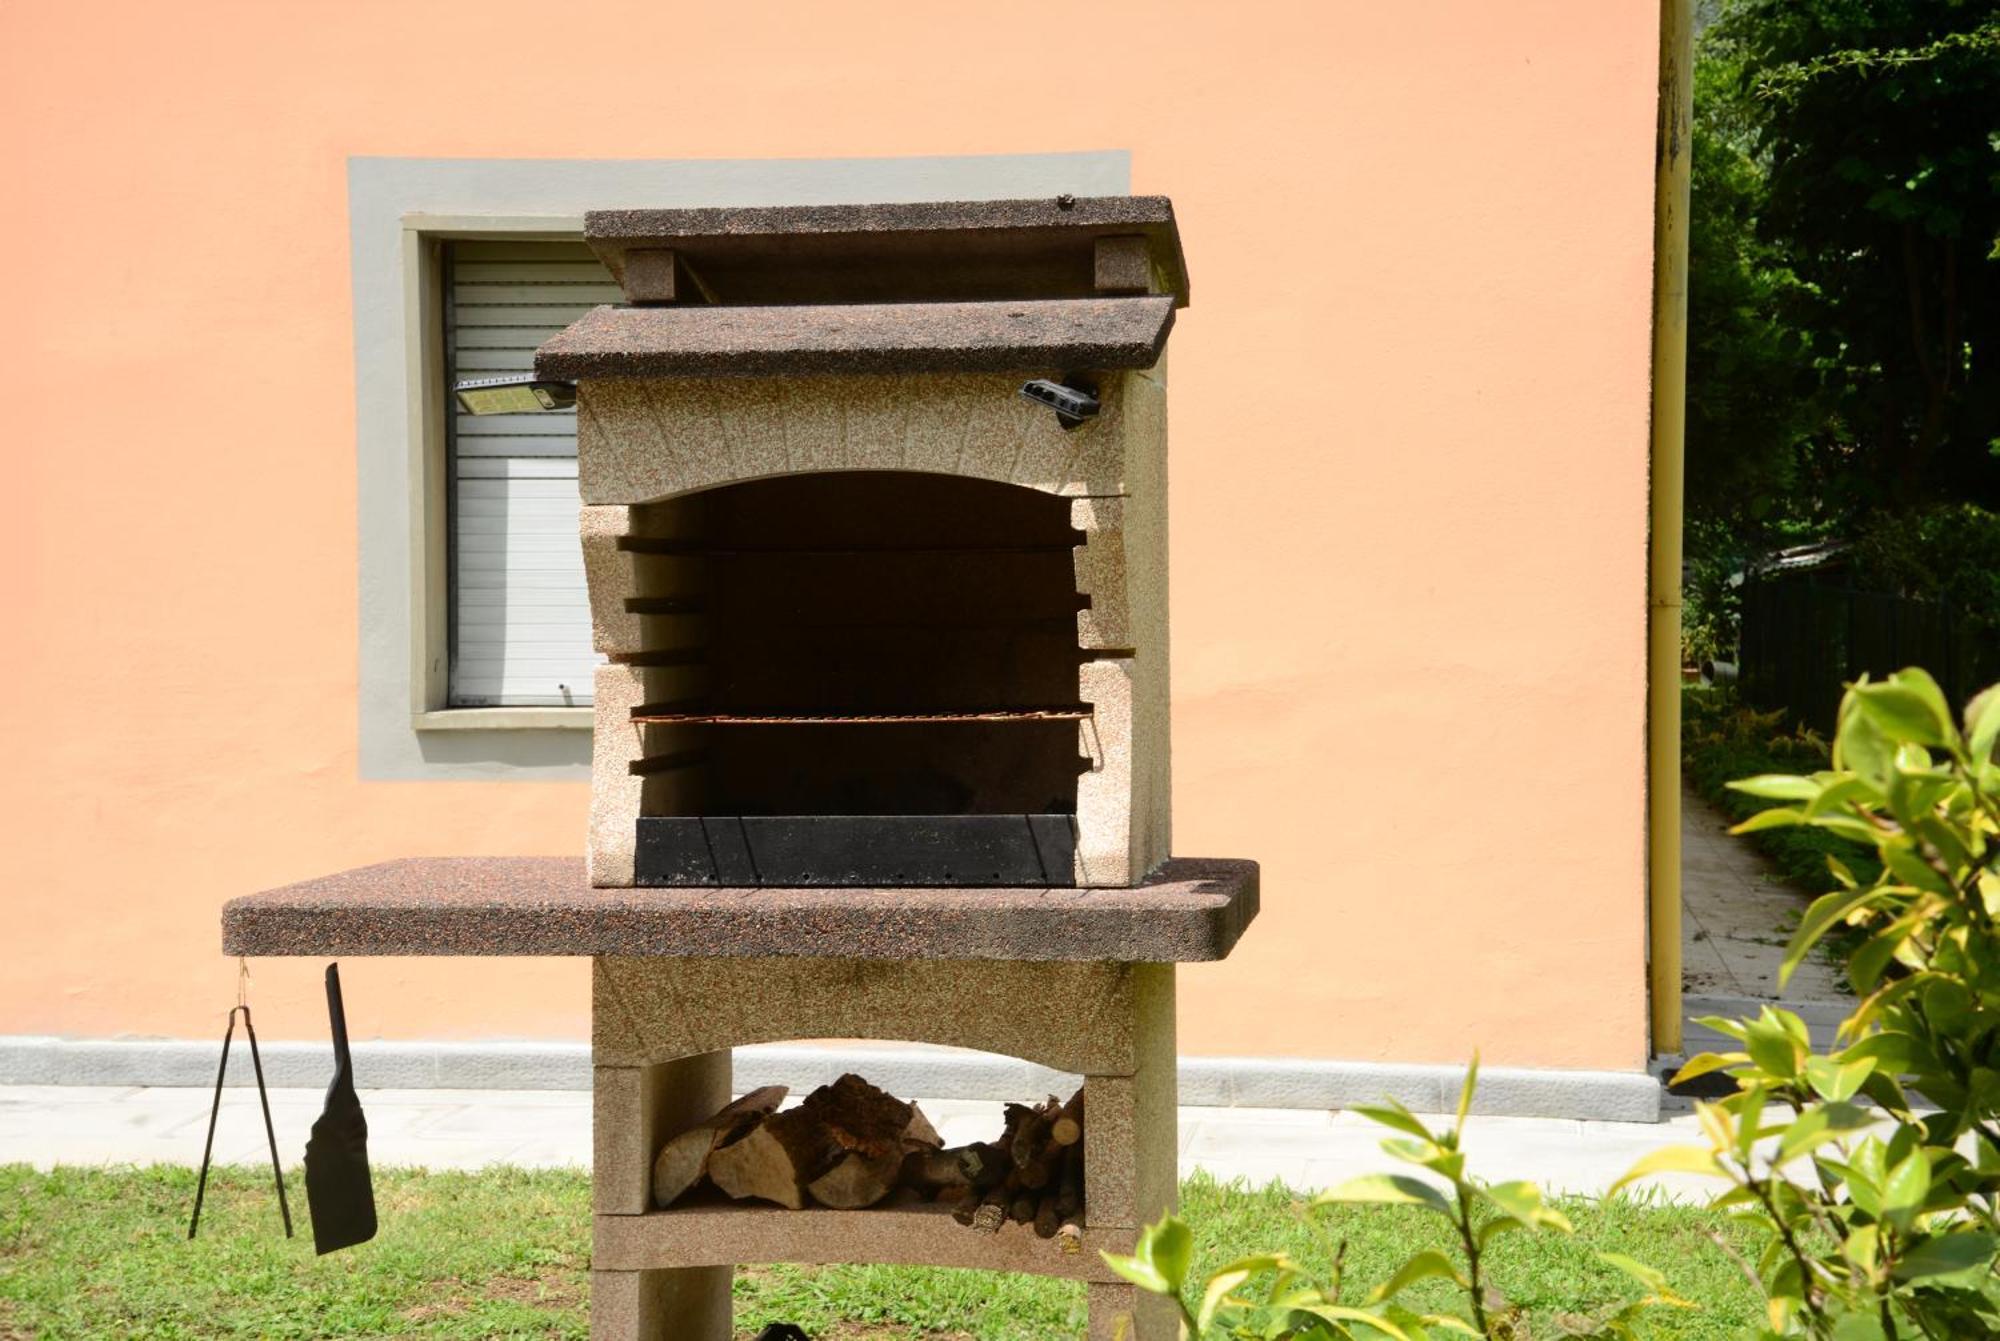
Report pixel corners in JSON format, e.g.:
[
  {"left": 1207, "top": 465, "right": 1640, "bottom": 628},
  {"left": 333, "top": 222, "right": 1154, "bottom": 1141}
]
[
  {"left": 1090, "top": 1282, "right": 1182, "bottom": 1340},
  {"left": 536, "top": 297, "right": 1174, "bottom": 381},
  {"left": 585, "top": 953, "right": 1177, "bottom": 1339},
  {"left": 1076, "top": 657, "right": 1171, "bottom": 886},
  {"left": 591, "top": 1264, "right": 729, "bottom": 1341},
  {"left": 589, "top": 665, "right": 647, "bottom": 887},
  {"left": 574, "top": 369, "right": 1150, "bottom": 505},
  {"left": 595, "top": 1053, "right": 730, "bottom": 1215},
  {"left": 593, "top": 1199, "right": 1127, "bottom": 1279},
  {"left": 594, "top": 956, "right": 1153, "bottom": 1076},
  {"left": 582, "top": 195, "right": 1189, "bottom": 309},
  {"left": 219, "top": 857, "right": 1259, "bottom": 961}
]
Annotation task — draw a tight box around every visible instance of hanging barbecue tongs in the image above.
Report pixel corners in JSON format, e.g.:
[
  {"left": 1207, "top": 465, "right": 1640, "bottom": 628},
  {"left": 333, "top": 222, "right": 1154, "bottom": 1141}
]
[
  {"left": 304, "top": 962, "right": 377, "bottom": 1254},
  {"left": 188, "top": 964, "right": 292, "bottom": 1240}
]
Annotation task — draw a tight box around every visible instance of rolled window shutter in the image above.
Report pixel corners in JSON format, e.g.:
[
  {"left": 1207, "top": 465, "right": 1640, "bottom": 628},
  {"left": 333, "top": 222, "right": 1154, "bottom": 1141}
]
[{"left": 446, "top": 241, "right": 618, "bottom": 707}]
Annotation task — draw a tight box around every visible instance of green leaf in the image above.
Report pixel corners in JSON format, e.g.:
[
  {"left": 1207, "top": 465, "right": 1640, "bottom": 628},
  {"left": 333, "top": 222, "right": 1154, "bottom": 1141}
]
[
  {"left": 1743, "top": 1012, "right": 1801, "bottom": 1079},
  {"left": 1481, "top": 1180, "right": 1572, "bottom": 1232},
  {"left": 1803, "top": 1055, "right": 1876, "bottom": 1103},
  {"left": 1854, "top": 673, "right": 1954, "bottom": 748},
  {"left": 1728, "top": 773, "right": 1822, "bottom": 800},
  {"left": 1776, "top": 1101, "right": 1872, "bottom": 1159},
  {"left": 1731, "top": 806, "right": 1807, "bottom": 834},
  {"left": 1196, "top": 1253, "right": 1292, "bottom": 1332},
  {"left": 1291, "top": 1304, "right": 1415, "bottom": 1340},
  {"left": 1883, "top": 842, "right": 1951, "bottom": 896},
  {"left": 1893, "top": 1232, "right": 1996, "bottom": 1281},
  {"left": 1671, "top": 1052, "right": 1746, "bottom": 1086},
  {"left": 1780, "top": 886, "right": 1881, "bottom": 989},
  {"left": 1882, "top": 1150, "right": 1931, "bottom": 1227},
  {"left": 1101, "top": 1212, "right": 1193, "bottom": 1298},
  {"left": 1610, "top": 1145, "right": 1725, "bottom": 1193},
  {"left": 1454, "top": 1054, "right": 1479, "bottom": 1136},
  {"left": 1354, "top": 1101, "right": 1438, "bottom": 1143},
  {"left": 1146, "top": 1213, "right": 1193, "bottom": 1297},
  {"left": 1967, "top": 682, "right": 2000, "bottom": 761},
  {"left": 1315, "top": 1174, "right": 1453, "bottom": 1217},
  {"left": 1829, "top": 1314, "right": 1889, "bottom": 1341},
  {"left": 1099, "top": 1248, "right": 1171, "bottom": 1296},
  {"left": 1366, "top": 1250, "right": 1467, "bottom": 1303},
  {"left": 1836, "top": 693, "right": 1897, "bottom": 784}
]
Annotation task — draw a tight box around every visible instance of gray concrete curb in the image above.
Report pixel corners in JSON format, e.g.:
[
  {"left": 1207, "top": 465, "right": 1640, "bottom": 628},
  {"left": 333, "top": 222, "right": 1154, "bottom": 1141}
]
[{"left": 0, "top": 1036, "right": 1661, "bottom": 1122}]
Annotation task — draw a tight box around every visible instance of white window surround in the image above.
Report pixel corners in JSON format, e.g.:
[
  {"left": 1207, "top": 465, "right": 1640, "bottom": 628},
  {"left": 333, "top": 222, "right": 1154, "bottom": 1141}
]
[{"left": 353, "top": 153, "right": 1132, "bottom": 780}]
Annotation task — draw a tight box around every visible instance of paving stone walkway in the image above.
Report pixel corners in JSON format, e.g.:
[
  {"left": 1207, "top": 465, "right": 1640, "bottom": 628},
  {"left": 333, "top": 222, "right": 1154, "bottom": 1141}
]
[
  {"left": 0, "top": 1085, "right": 1715, "bottom": 1201},
  {"left": 1681, "top": 781, "right": 1851, "bottom": 1004}
]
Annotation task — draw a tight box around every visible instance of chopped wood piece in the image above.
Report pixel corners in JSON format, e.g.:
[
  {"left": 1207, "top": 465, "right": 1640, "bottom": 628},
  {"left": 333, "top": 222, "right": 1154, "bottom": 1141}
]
[
  {"left": 902, "top": 1146, "right": 976, "bottom": 1195},
  {"left": 1033, "top": 1193, "right": 1060, "bottom": 1239},
  {"left": 651, "top": 1085, "right": 788, "bottom": 1208},
  {"left": 708, "top": 1106, "right": 836, "bottom": 1210},
  {"left": 808, "top": 1092, "right": 940, "bottom": 1209},
  {"left": 1005, "top": 1102, "right": 1051, "bottom": 1173},
  {"left": 956, "top": 1140, "right": 1012, "bottom": 1190},
  {"left": 1008, "top": 1191, "right": 1037, "bottom": 1224},
  {"left": 808, "top": 1147, "right": 903, "bottom": 1209},
  {"left": 902, "top": 1102, "right": 941, "bottom": 1150},
  {"left": 1054, "top": 1146, "right": 1084, "bottom": 1219},
  {"left": 1049, "top": 1089, "right": 1084, "bottom": 1147},
  {"left": 811, "top": 1073, "right": 915, "bottom": 1160}
]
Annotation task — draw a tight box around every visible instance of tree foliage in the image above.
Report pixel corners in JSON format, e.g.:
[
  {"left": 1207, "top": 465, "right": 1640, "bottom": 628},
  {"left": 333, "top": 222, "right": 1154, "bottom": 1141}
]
[{"left": 1684, "top": 0, "right": 2000, "bottom": 653}]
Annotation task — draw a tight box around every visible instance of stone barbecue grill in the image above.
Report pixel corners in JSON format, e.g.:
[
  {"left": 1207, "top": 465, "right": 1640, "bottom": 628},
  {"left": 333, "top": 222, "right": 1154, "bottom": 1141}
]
[{"left": 225, "top": 196, "right": 1257, "bottom": 1341}]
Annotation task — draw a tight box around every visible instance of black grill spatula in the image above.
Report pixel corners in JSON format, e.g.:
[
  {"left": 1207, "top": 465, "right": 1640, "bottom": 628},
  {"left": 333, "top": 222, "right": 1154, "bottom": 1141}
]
[{"left": 304, "top": 962, "right": 377, "bottom": 1254}]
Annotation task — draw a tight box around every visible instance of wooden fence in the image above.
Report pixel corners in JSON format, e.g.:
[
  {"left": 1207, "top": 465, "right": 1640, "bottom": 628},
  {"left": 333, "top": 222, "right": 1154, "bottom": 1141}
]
[{"left": 1737, "top": 575, "right": 2000, "bottom": 733}]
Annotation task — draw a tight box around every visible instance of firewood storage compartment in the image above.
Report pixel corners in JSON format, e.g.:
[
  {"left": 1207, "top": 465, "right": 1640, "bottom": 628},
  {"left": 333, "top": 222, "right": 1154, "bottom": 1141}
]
[{"left": 219, "top": 197, "right": 1257, "bottom": 1341}]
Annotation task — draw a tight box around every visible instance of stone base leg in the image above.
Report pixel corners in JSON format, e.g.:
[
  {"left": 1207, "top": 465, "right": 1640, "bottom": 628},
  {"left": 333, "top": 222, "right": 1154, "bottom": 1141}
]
[
  {"left": 1088, "top": 1281, "right": 1181, "bottom": 1340},
  {"left": 592, "top": 1266, "right": 732, "bottom": 1341},
  {"left": 594, "top": 1050, "right": 733, "bottom": 1214}
]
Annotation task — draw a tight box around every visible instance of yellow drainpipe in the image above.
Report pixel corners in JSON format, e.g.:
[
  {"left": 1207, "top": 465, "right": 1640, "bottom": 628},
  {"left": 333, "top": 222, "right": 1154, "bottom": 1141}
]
[{"left": 1648, "top": 0, "right": 1694, "bottom": 1055}]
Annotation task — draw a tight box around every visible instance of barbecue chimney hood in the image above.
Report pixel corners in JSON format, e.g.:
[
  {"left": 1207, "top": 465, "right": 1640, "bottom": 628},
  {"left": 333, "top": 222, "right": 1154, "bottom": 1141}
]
[{"left": 536, "top": 197, "right": 1187, "bottom": 891}]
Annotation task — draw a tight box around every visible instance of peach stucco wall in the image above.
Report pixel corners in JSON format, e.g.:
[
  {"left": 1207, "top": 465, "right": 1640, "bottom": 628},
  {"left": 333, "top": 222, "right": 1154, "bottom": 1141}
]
[{"left": 1, "top": 2, "right": 1661, "bottom": 1069}]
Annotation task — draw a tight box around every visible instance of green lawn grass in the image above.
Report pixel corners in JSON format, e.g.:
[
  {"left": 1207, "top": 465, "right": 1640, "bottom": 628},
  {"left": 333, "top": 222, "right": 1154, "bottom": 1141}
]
[{"left": 0, "top": 1165, "right": 1765, "bottom": 1339}]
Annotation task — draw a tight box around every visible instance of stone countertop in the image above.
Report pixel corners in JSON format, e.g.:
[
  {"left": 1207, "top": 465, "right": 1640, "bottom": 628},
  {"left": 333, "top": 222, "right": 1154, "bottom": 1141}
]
[
  {"left": 582, "top": 196, "right": 1190, "bottom": 309},
  {"left": 535, "top": 296, "right": 1174, "bottom": 381},
  {"left": 221, "top": 857, "right": 1258, "bottom": 963}
]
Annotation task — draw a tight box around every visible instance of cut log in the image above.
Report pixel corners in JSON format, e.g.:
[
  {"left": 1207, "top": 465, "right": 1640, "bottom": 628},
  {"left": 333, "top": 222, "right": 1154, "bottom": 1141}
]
[
  {"left": 808, "top": 1091, "right": 940, "bottom": 1209},
  {"left": 708, "top": 1106, "right": 838, "bottom": 1209},
  {"left": 807, "top": 1146, "right": 904, "bottom": 1209},
  {"left": 651, "top": 1085, "right": 788, "bottom": 1208},
  {"left": 902, "top": 1102, "right": 942, "bottom": 1150},
  {"left": 1033, "top": 1192, "right": 1060, "bottom": 1239},
  {"left": 811, "top": 1073, "right": 915, "bottom": 1160},
  {"left": 955, "top": 1140, "right": 1013, "bottom": 1190},
  {"left": 1049, "top": 1089, "right": 1085, "bottom": 1147},
  {"left": 902, "top": 1145, "right": 977, "bottom": 1196},
  {"left": 1054, "top": 1146, "right": 1084, "bottom": 1219}
]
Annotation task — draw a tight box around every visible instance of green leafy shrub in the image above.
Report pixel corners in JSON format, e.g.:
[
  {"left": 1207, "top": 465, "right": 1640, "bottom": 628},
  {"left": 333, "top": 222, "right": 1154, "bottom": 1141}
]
[
  {"left": 1103, "top": 1062, "right": 1685, "bottom": 1339},
  {"left": 1117, "top": 668, "right": 2000, "bottom": 1337},
  {"left": 1638, "top": 669, "right": 2000, "bottom": 1337}
]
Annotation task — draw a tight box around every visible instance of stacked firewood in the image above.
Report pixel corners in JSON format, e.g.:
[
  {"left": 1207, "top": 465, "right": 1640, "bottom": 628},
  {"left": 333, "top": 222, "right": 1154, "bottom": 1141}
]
[{"left": 652, "top": 1073, "right": 1086, "bottom": 1246}]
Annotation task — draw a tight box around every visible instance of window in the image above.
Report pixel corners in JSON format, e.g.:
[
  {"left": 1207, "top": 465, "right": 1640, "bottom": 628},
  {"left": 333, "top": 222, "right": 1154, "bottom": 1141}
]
[{"left": 443, "top": 240, "right": 618, "bottom": 707}]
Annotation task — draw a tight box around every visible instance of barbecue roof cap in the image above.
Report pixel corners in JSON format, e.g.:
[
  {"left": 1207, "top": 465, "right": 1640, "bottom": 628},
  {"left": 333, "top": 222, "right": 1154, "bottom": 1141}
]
[{"left": 582, "top": 195, "right": 1190, "bottom": 309}]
